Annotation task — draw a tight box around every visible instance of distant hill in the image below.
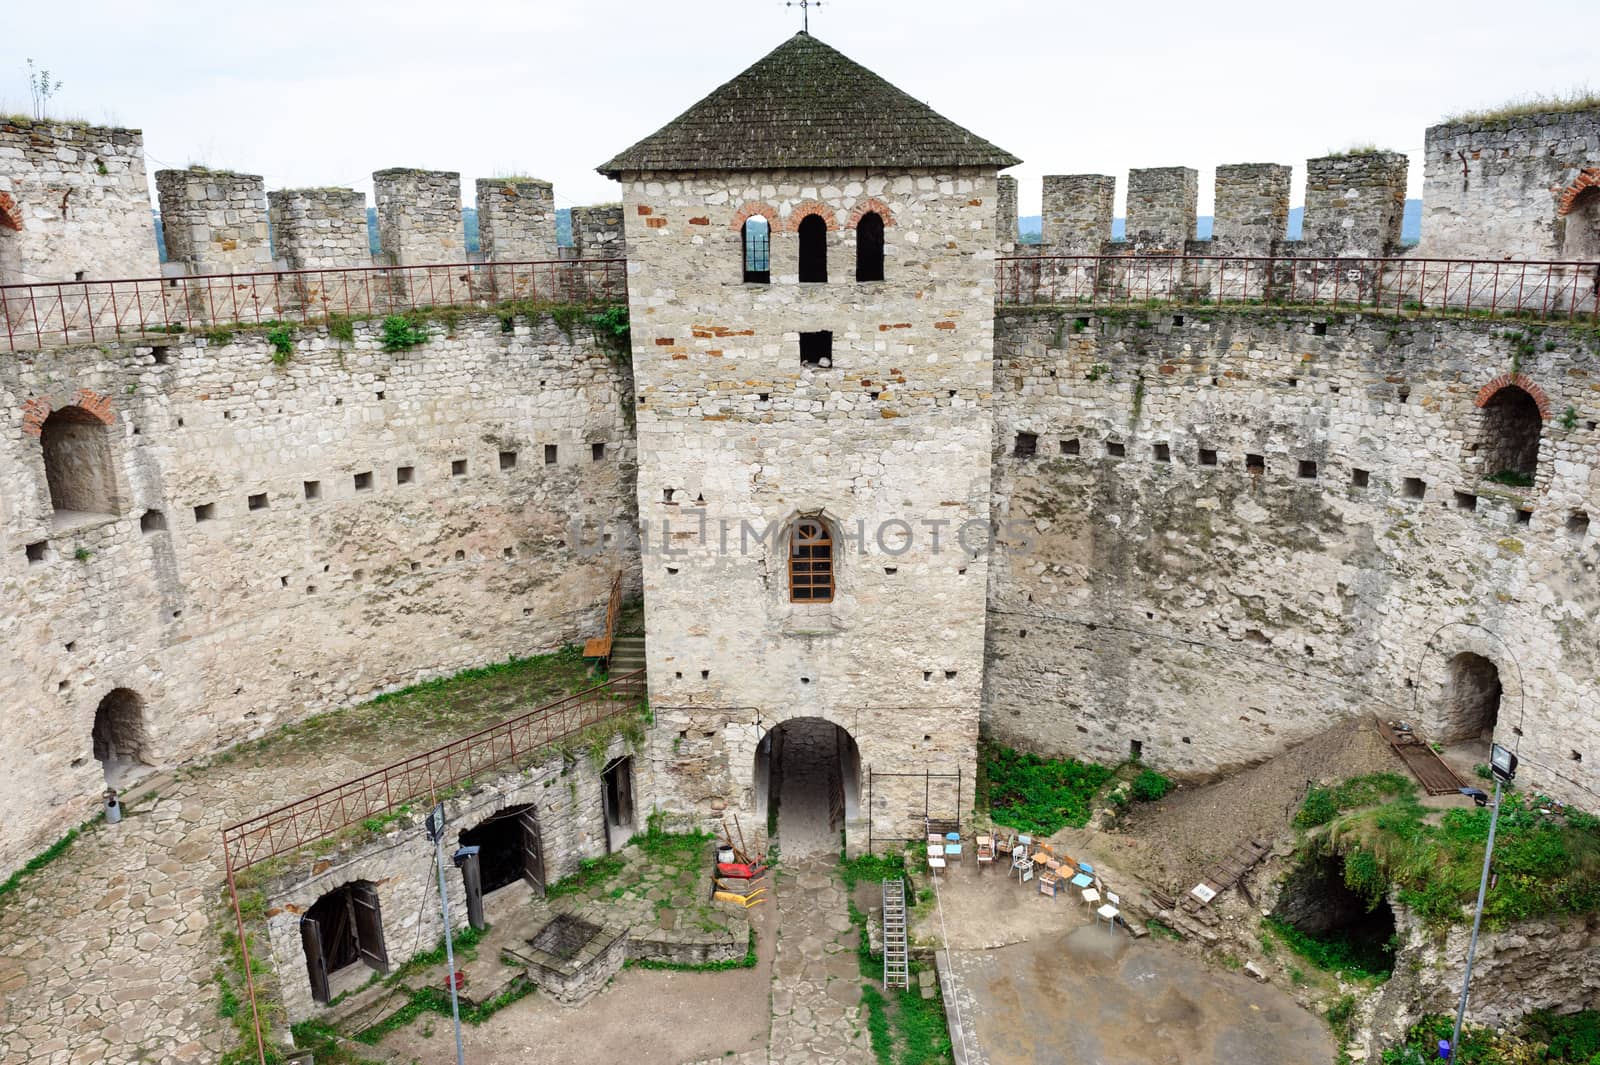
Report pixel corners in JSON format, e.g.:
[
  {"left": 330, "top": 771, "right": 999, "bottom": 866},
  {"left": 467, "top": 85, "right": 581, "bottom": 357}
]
[{"left": 1017, "top": 199, "right": 1422, "bottom": 246}]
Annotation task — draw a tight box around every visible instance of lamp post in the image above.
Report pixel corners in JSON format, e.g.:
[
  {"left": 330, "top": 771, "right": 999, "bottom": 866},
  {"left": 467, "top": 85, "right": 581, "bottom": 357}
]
[
  {"left": 425, "top": 803, "right": 467, "bottom": 1065},
  {"left": 1444, "top": 742, "right": 1518, "bottom": 1060}
]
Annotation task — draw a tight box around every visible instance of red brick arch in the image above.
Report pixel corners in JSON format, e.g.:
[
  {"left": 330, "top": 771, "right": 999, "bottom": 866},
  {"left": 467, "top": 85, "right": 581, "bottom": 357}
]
[
  {"left": 729, "top": 201, "right": 777, "bottom": 232},
  {"left": 1474, "top": 373, "right": 1551, "bottom": 419},
  {"left": 784, "top": 200, "right": 837, "bottom": 232},
  {"left": 1556, "top": 169, "right": 1600, "bottom": 216},
  {"left": 0, "top": 190, "right": 22, "bottom": 232},
  {"left": 845, "top": 198, "right": 895, "bottom": 229}
]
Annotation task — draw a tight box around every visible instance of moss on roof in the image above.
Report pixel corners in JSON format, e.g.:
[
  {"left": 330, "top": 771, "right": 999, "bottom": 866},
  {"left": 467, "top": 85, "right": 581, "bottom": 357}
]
[{"left": 599, "top": 32, "right": 1019, "bottom": 177}]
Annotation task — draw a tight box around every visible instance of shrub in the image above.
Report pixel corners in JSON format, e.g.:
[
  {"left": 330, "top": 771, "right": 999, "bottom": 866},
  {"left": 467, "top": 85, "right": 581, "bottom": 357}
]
[
  {"left": 1131, "top": 769, "right": 1172, "bottom": 803},
  {"left": 980, "top": 742, "right": 1113, "bottom": 836}
]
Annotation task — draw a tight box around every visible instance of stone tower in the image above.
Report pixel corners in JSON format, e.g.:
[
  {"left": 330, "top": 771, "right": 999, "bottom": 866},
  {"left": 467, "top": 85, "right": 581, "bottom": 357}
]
[{"left": 600, "top": 32, "right": 1018, "bottom": 856}]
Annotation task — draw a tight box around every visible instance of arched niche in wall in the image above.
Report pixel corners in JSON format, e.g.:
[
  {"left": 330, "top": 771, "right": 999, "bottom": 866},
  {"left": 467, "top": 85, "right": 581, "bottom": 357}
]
[{"left": 39, "top": 404, "right": 119, "bottom": 525}]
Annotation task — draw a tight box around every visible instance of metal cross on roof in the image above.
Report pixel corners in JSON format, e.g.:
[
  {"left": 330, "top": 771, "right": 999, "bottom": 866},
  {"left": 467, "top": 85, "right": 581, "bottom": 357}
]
[{"left": 786, "top": 0, "right": 822, "bottom": 32}]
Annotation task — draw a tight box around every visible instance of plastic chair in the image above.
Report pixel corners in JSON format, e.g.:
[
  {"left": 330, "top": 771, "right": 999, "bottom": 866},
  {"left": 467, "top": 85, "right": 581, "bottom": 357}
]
[
  {"left": 1038, "top": 872, "right": 1059, "bottom": 900},
  {"left": 1081, "top": 887, "right": 1101, "bottom": 909},
  {"left": 1010, "top": 845, "right": 1034, "bottom": 883},
  {"left": 1096, "top": 903, "right": 1120, "bottom": 932},
  {"left": 976, "top": 835, "right": 995, "bottom": 870}
]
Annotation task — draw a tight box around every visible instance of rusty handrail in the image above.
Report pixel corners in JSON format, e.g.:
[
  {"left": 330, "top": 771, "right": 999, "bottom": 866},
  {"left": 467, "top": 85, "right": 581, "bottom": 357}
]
[
  {"left": 993, "top": 252, "right": 1600, "bottom": 323},
  {"left": 0, "top": 257, "right": 628, "bottom": 352}
]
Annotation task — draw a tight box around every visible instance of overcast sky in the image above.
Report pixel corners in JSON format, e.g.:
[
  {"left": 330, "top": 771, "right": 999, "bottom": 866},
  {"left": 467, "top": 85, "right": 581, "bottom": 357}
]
[{"left": 6, "top": 0, "right": 1597, "bottom": 218}]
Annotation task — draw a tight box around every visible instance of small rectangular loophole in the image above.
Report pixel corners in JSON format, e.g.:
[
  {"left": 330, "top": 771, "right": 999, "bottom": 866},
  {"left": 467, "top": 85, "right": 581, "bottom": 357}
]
[
  {"left": 1106, "top": 440, "right": 1125, "bottom": 458},
  {"left": 1298, "top": 460, "right": 1318, "bottom": 480},
  {"left": 25, "top": 541, "right": 48, "bottom": 564},
  {"left": 1199, "top": 448, "right": 1217, "bottom": 466},
  {"left": 303, "top": 480, "right": 321, "bottom": 500},
  {"left": 140, "top": 509, "right": 166, "bottom": 533},
  {"left": 544, "top": 444, "right": 558, "bottom": 465},
  {"left": 353, "top": 471, "right": 373, "bottom": 492},
  {"left": 1060, "top": 438, "right": 1080, "bottom": 456},
  {"left": 1246, "top": 453, "right": 1265, "bottom": 473},
  {"left": 591, "top": 442, "right": 605, "bottom": 461},
  {"left": 1013, "top": 432, "right": 1037, "bottom": 458},
  {"left": 1454, "top": 491, "right": 1478, "bottom": 512},
  {"left": 452, "top": 459, "right": 469, "bottom": 477},
  {"left": 1153, "top": 443, "right": 1171, "bottom": 462},
  {"left": 498, "top": 451, "right": 517, "bottom": 471},
  {"left": 248, "top": 492, "right": 268, "bottom": 511},
  {"left": 1403, "top": 477, "right": 1426, "bottom": 500},
  {"left": 396, "top": 466, "right": 414, "bottom": 485},
  {"left": 1351, "top": 468, "right": 1370, "bottom": 488},
  {"left": 193, "top": 503, "right": 216, "bottom": 522}
]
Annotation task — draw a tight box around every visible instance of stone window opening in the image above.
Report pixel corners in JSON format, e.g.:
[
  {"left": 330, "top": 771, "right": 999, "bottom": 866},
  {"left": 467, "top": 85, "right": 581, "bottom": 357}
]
[
  {"left": 301, "top": 881, "right": 388, "bottom": 1005},
  {"left": 742, "top": 217, "right": 770, "bottom": 284},
  {"left": 1153, "top": 443, "right": 1171, "bottom": 462},
  {"left": 1477, "top": 385, "right": 1542, "bottom": 485},
  {"left": 1561, "top": 186, "right": 1600, "bottom": 261},
  {"left": 1061, "top": 438, "right": 1080, "bottom": 456},
  {"left": 1351, "top": 468, "right": 1370, "bottom": 488},
  {"left": 140, "top": 509, "right": 167, "bottom": 533},
  {"left": 1013, "top": 432, "right": 1037, "bottom": 458},
  {"left": 1106, "top": 440, "right": 1125, "bottom": 458},
  {"left": 1440, "top": 652, "right": 1501, "bottom": 744},
  {"left": 855, "top": 211, "right": 885, "bottom": 282},
  {"left": 1402, "top": 477, "right": 1426, "bottom": 500},
  {"left": 92, "top": 687, "right": 152, "bottom": 786},
  {"left": 40, "top": 406, "right": 119, "bottom": 527},
  {"left": 799, "top": 331, "right": 833, "bottom": 367},
  {"left": 1570, "top": 511, "right": 1591, "bottom": 540},
  {"left": 797, "top": 214, "right": 827, "bottom": 283},
  {"left": 1199, "top": 448, "right": 1217, "bottom": 466},
  {"left": 304, "top": 480, "right": 321, "bottom": 500},
  {"left": 789, "top": 517, "right": 834, "bottom": 604}
]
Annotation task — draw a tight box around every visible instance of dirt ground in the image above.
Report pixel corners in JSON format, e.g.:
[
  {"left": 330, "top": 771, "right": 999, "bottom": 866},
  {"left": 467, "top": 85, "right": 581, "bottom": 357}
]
[
  {"left": 1115, "top": 716, "right": 1411, "bottom": 891},
  {"left": 375, "top": 901, "right": 775, "bottom": 1065}
]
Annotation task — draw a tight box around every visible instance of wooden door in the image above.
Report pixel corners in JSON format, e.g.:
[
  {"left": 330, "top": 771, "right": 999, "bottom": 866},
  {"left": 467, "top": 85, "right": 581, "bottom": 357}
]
[
  {"left": 348, "top": 883, "right": 389, "bottom": 972},
  {"left": 518, "top": 808, "right": 546, "bottom": 896},
  {"left": 301, "top": 916, "right": 330, "bottom": 1004}
]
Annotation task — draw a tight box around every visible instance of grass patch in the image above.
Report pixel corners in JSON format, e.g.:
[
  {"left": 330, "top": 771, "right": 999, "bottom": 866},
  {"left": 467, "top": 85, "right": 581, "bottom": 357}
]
[
  {"left": 544, "top": 853, "right": 625, "bottom": 899},
  {"left": 1445, "top": 90, "right": 1600, "bottom": 125},
  {"left": 1485, "top": 469, "right": 1535, "bottom": 488},
  {"left": 1383, "top": 1009, "right": 1600, "bottom": 1063},
  {"left": 1314, "top": 790, "right": 1600, "bottom": 928},
  {"left": 1261, "top": 916, "right": 1392, "bottom": 981},
  {"left": 1144, "top": 917, "right": 1182, "bottom": 941},
  {"left": 841, "top": 850, "right": 909, "bottom": 890},
  {"left": 1294, "top": 772, "right": 1416, "bottom": 829},
  {"left": 1131, "top": 768, "right": 1173, "bottom": 803},
  {"left": 979, "top": 741, "right": 1113, "bottom": 836},
  {"left": 0, "top": 825, "right": 84, "bottom": 908}
]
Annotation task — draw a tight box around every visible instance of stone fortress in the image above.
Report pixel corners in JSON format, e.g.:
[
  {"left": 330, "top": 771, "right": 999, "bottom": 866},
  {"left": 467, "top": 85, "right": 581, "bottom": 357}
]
[{"left": 0, "top": 29, "right": 1598, "bottom": 1057}]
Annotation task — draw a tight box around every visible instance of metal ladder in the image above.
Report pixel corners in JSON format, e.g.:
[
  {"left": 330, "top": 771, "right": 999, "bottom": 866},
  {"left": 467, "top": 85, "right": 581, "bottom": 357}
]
[{"left": 882, "top": 876, "right": 909, "bottom": 989}]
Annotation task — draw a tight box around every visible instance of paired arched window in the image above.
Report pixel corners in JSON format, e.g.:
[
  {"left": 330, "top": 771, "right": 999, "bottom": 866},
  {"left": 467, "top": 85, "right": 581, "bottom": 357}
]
[
  {"left": 741, "top": 217, "right": 770, "bottom": 284},
  {"left": 788, "top": 517, "right": 834, "bottom": 603},
  {"left": 797, "top": 214, "right": 828, "bottom": 283},
  {"left": 855, "top": 211, "right": 885, "bottom": 282}
]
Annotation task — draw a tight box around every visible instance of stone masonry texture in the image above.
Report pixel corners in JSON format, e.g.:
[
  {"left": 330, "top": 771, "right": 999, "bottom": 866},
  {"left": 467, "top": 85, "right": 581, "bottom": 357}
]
[
  {"left": 0, "top": 120, "right": 160, "bottom": 287},
  {"left": 266, "top": 187, "right": 370, "bottom": 271},
  {"left": 476, "top": 176, "right": 559, "bottom": 262},
  {"left": 0, "top": 312, "right": 638, "bottom": 873},
  {"left": 1042, "top": 174, "right": 1115, "bottom": 252},
  {"left": 618, "top": 164, "right": 998, "bottom": 855},
  {"left": 986, "top": 308, "right": 1598, "bottom": 808},
  {"left": 373, "top": 168, "right": 465, "bottom": 266},
  {"left": 154, "top": 167, "right": 272, "bottom": 274},
  {"left": 1126, "top": 167, "right": 1199, "bottom": 249},
  {"left": 1302, "top": 152, "right": 1409, "bottom": 256},
  {"left": 1212, "top": 163, "right": 1292, "bottom": 252}
]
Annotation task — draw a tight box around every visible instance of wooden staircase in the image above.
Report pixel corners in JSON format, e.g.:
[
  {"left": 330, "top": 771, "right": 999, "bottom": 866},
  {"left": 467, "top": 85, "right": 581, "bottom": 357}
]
[{"left": 882, "top": 877, "right": 909, "bottom": 990}]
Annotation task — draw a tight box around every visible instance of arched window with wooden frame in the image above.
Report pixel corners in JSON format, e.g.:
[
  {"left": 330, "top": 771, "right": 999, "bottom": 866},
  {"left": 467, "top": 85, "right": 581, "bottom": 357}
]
[
  {"left": 742, "top": 217, "right": 770, "bottom": 284},
  {"left": 797, "top": 214, "right": 828, "bottom": 283},
  {"left": 855, "top": 210, "right": 885, "bottom": 282},
  {"left": 788, "top": 517, "right": 834, "bottom": 603}
]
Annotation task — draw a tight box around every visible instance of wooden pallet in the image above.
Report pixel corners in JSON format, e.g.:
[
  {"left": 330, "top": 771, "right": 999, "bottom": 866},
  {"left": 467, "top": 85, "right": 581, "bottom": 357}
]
[
  {"left": 1377, "top": 718, "right": 1467, "bottom": 796},
  {"left": 1181, "top": 838, "right": 1272, "bottom": 913}
]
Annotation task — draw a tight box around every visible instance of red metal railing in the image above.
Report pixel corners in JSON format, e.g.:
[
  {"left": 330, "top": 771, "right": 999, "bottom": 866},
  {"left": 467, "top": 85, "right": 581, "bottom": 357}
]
[
  {"left": 220, "top": 667, "right": 647, "bottom": 873},
  {"left": 995, "top": 253, "right": 1600, "bottom": 323},
  {"left": 0, "top": 257, "right": 627, "bottom": 352}
]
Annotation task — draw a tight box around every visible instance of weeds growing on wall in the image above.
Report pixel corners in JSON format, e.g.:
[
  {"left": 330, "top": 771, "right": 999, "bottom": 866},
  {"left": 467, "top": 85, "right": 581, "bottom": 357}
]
[
  {"left": 1310, "top": 787, "right": 1600, "bottom": 928},
  {"left": 1130, "top": 769, "right": 1173, "bottom": 803},
  {"left": 266, "top": 325, "right": 294, "bottom": 365},
  {"left": 379, "top": 314, "right": 430, "bottom": 352},
  {"left": 979, "top": 741, "right": 1114, "bottom": 836}
]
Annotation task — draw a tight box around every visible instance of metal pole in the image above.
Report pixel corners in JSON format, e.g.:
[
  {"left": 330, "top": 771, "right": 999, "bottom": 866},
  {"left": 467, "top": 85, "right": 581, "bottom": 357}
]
[
  {"left": 1449, "top": 775, "right": 1503, "bottom": 1056},
  {"left": 430, "top": 810, "right": 467, "bottom": 1065}
]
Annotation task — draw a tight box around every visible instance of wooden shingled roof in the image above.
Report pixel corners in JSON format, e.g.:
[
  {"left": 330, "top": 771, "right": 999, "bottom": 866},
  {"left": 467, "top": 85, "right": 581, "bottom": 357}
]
[{"left": 598, "top": 32, "right": 1020, "bottom": 177}]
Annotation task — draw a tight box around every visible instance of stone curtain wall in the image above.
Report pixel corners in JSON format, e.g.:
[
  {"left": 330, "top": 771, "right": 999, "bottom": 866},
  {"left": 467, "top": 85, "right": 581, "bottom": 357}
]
[
  {"left": 266, "top": 188, "right": 371, "bottom": 271},
  {"left": 995, "top": 174, "right": 1018, "bottom": 250},
  {"left": 1417, "top": 108, "right": 1600, "bottom": 260},
  {"left": 0, "top": 312, "right": 638, "bottom": 875},
  {"left": 154, "top": 168, "right": 272, "bottom": 275},
  {"left": 0, "top": 120, "right": 159, "bottom": 286},
  {"left": 373, "top": 169, "right": 465, "bottom": 266},
  {"left": 985, "top": 309, "right": 1600, "bottom": 808},
  {"left": 619, "top": 166, "right": 998, "bottom": 853},
  {"left": 262, "top": 733, "right": 639, "bottom": 1022}
]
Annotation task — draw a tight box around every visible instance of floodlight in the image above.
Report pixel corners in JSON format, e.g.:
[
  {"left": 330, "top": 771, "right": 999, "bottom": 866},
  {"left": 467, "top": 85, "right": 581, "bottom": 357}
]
[
  {"left": 425, "top": 802, "right": 446, "bottom": 842},
  {"left": 1490, "top": 743, "right": 1518, "bottom": 784}
]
